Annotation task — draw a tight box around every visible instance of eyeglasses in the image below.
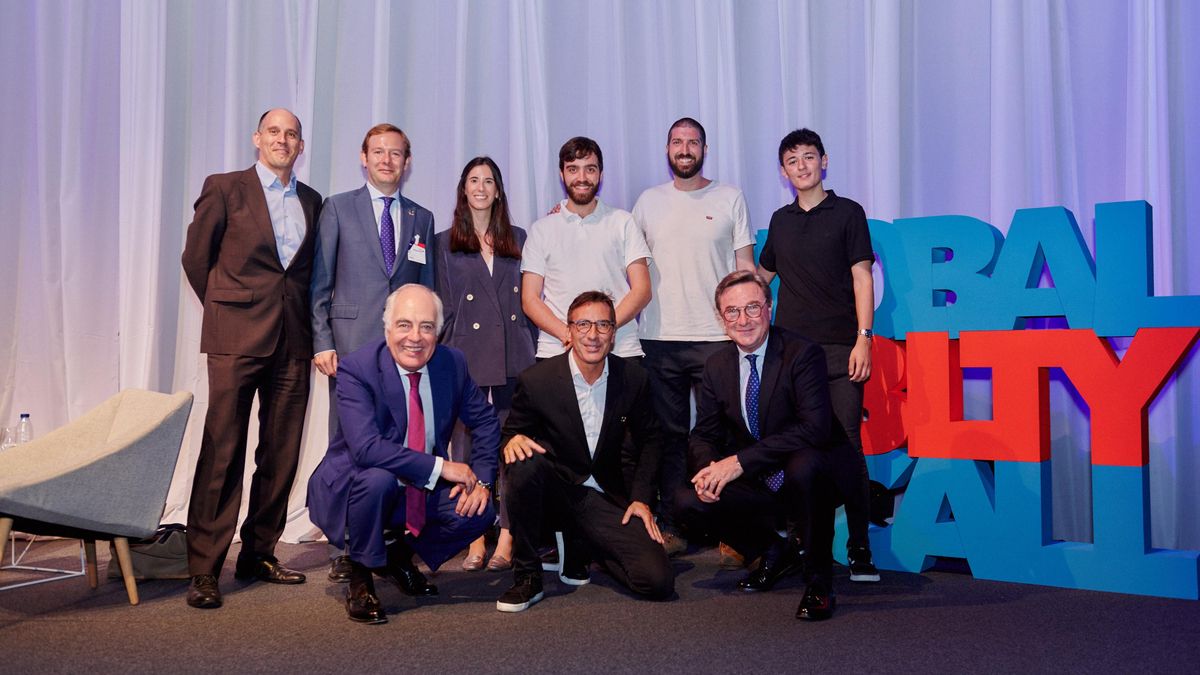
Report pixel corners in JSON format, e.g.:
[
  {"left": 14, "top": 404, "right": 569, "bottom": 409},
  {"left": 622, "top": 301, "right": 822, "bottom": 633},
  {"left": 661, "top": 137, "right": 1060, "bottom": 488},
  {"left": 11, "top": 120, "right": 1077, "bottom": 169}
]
[
  {"left": 721, "top": 303, "right": 765, "bottom": 323},
  {"left": 569, "top": 319, "right": 616, "bottom": 334}
]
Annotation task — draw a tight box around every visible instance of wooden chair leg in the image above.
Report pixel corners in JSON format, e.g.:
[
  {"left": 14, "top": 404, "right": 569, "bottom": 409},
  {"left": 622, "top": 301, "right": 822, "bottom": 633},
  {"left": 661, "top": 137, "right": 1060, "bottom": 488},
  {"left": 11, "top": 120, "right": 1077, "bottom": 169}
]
[
  {"left": 83, "top": 539, "right": 98, "bottom": 588},
  {"left": 0, "top": 517, "right": 12, "bottom": 565},
  {"left": 111, "top": 537, "right": 139, "bottom": 605}
]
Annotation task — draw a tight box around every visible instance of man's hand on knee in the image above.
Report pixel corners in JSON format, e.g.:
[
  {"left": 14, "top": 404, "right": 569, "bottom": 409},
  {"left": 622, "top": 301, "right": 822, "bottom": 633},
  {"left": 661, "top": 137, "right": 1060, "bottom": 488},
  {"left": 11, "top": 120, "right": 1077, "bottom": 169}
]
[
  {"left": 503, "top": 434, "right": 547, "bottom": 464},
  {"left": 621, "top": 500, "right": 663, "bottom": 544}
]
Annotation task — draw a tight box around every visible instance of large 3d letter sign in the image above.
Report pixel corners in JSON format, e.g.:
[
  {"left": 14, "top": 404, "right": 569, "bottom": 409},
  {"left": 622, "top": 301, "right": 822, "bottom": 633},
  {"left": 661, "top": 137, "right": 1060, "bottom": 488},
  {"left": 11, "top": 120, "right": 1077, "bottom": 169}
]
[{"left": 800, "top": 200, "right": 1199, "bottom": 599}]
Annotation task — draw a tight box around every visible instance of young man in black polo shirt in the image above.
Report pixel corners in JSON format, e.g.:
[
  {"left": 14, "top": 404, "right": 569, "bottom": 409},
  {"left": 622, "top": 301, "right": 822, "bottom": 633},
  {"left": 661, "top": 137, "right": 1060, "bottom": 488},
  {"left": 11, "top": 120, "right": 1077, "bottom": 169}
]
[{"left": 756, "top": 128, "right": 880, "bottom": 583}]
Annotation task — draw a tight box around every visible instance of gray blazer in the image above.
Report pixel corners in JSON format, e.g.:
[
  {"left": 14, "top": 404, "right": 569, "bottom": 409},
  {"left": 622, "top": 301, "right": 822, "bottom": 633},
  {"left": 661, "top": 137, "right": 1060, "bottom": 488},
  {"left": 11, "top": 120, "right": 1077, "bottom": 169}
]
[
  {"left": 435, "top": 227, "right": 536, "bottom": 387},
  {"left": 310, "top": 185, "right": 436, "bottom": 357}
]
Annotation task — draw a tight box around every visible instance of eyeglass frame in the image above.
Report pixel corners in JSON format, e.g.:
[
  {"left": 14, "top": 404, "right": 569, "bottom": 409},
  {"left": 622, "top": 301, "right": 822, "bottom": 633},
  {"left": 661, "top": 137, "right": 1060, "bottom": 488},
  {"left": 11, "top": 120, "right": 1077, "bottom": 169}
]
[
  {"left": 720, "top": 302, "right": 767, "bottom": 323},
  {"left": 569, "top": 319, "right": 617, "bottom": 334}
]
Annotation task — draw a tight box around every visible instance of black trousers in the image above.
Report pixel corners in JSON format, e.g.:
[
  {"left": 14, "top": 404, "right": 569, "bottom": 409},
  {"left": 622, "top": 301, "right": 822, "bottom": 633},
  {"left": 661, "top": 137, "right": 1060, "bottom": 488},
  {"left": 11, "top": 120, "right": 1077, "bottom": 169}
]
[
  {"left": 640, "top": 339, "right": 728, "bottom": 532},
  {"left": 188, "top": 331, "right": 310, "bottom": 576},
  {"left": 821, "top": 342, "right": 872, "bottom": 551},
  {"left": 450, "top": 378, "right": 517, "bottom": 528},
  {"left": 673, "top": 446, "right": 835, "bottom": 585},
  {"left": 505, "top": 454, "right": 674, "bottom": 599}
]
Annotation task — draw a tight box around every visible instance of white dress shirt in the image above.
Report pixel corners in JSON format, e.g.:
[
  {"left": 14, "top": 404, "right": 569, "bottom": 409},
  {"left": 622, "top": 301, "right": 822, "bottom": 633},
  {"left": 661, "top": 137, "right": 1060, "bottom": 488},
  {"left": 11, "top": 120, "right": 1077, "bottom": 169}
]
[
  {"left": 396, "top": 361, "right": 443, "bottom": 489},
  {"left": 255, "top": 162, "right": 306, "bottom": 268},
  {"left": 569, "top": 351, "right": 609, "bottom": 493}
]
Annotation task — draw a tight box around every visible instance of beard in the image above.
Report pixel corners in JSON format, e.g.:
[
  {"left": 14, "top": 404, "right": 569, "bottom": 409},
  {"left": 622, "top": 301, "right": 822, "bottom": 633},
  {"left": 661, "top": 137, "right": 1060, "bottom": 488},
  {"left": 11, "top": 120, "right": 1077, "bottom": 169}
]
[
  {"left": 669, "top": 152, "right": 704, "bottom": 179},
  {"left": 567, "top": 181, "right": 599, "bottom": 206}
]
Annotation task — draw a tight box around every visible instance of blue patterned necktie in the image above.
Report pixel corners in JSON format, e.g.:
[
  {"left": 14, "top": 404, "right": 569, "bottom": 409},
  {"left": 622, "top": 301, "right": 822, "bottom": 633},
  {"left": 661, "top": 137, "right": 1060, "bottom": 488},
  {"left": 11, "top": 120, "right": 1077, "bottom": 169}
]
[
  {"left": 380, "top": 196, "right": 396, "bottom": 275},
  {"left": 747, "top": 353, "right": 785, "bottom": 492}
]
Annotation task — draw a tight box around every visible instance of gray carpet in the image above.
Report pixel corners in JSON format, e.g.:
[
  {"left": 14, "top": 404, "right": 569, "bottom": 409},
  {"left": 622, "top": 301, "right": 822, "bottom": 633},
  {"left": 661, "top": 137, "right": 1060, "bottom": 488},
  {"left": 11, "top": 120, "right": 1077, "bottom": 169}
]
[{"left": 2, "top": 539, "right": 1199, "bottom": 673}]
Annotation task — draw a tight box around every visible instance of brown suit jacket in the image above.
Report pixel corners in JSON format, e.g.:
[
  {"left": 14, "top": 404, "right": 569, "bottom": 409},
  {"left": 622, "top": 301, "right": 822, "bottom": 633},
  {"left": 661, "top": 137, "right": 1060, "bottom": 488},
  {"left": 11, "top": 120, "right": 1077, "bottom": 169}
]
[{"left": 182, "top": 166, "right": 322, "bottom": 358}]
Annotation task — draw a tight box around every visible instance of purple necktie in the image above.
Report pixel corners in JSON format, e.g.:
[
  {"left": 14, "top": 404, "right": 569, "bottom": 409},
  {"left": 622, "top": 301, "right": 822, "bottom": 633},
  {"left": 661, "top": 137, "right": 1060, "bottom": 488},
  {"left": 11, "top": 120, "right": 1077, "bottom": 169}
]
[
  {"left": 380, "top": 196, "right": 396, "bottom": 275},
  {"left": 747, "top": 354, "right": 784, "bottom": 492},
  {"left": 405, "top": 372, "right": 427, "bottom": 537}
]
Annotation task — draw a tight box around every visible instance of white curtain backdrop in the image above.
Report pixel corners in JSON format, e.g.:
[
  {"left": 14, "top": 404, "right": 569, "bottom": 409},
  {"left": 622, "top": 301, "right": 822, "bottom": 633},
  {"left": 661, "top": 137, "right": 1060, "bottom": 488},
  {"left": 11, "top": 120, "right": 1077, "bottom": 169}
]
[{"left": 1, "top": 0, "right": 1197, "bottom": 547}]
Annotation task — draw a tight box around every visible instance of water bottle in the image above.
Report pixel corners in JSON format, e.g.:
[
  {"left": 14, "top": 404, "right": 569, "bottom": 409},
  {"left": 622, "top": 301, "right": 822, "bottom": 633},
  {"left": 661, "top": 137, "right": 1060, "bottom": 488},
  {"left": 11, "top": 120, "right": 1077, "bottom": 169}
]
[{"left": 16, "top": 413, "right": 32, "bottom": 444}]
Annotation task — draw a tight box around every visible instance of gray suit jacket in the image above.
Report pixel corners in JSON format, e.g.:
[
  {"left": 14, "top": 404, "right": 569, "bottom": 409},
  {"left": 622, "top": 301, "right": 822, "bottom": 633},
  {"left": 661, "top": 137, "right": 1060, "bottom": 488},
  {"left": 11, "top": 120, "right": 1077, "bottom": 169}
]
[{"left": 310, "top": 185, "right": 436, "bottom": 356}]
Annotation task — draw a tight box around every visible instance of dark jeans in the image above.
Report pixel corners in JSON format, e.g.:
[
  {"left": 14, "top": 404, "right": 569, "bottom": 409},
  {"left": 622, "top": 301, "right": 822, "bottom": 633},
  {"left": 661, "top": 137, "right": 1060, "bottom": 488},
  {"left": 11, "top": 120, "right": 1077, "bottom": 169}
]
[
  {"left": 640, "top": 339, "right": 728, "bottom": 532},
  {"left": 821, "top": 342, "right": 872, "bottom": 551},
  {"left": 450, "top": 378, "right": 516, "bottom": 529}
]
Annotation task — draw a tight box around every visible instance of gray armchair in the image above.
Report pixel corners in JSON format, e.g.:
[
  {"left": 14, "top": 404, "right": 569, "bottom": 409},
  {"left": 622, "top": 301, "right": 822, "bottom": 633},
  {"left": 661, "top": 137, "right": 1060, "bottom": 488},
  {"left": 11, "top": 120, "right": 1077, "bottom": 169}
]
[{"left": 0, "top": 389, "right": 193, "bottom": 605}]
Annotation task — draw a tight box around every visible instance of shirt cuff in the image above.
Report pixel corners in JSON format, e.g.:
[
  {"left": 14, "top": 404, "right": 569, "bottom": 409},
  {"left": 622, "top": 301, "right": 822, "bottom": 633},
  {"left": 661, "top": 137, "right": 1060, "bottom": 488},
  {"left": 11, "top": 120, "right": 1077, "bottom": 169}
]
[{"left": 424, "top": 456, "right": 444, "bottom": 490}]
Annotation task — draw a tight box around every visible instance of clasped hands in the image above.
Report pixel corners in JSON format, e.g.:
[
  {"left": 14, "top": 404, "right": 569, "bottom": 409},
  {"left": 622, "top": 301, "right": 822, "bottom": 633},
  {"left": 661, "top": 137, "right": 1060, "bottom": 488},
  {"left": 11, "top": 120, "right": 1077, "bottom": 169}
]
[
  {"left": 441, "top": 460, "right": 490, "bottom": 517},
  {"left": 690, "top": 455, "right": 744, "bottom": 503}
]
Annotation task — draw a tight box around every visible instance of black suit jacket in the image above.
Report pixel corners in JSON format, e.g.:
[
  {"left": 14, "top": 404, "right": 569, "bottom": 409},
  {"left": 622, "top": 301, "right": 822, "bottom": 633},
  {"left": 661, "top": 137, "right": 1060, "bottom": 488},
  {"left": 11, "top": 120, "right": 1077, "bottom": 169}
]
[
  {"left": 689, "top": 327, "right": 838, "bottom": 478},
  {"left": 502, "top": 352, "right": 663, "bottom": 507},
  {"left": 181, "top": 165, "right": 322, "bottom": 358}
]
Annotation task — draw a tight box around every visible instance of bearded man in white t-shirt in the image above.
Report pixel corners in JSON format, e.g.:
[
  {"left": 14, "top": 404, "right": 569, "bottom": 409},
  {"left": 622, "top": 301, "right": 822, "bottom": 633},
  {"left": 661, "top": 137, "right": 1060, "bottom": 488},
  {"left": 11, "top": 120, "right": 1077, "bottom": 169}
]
[{"left": 631, "top": 118, "right": 756, "bottom": 557}]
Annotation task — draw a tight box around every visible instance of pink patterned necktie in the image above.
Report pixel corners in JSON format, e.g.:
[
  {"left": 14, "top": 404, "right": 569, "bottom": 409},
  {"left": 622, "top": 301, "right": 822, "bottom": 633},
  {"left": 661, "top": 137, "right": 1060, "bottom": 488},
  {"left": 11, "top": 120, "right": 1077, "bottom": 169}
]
[{"left": 405, "top": 371, "right": 427, "bottom": 536}]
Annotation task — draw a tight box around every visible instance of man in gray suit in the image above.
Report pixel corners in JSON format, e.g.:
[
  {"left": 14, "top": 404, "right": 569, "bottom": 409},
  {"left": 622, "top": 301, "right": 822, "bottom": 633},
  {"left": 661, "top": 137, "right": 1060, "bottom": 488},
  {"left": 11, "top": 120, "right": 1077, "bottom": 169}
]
[{"left": 310, "top": 123, "right": 437, "bottom": 580}]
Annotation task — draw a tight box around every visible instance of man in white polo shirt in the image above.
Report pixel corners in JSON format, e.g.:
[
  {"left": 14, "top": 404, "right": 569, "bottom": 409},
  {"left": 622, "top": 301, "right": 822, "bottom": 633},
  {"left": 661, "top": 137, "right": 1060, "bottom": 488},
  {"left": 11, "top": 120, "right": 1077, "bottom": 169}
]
[
  {"left": 633, "top": 117, "right": 755, "bottom": 556},
  {"left": 521, "top": 136, "right": 652, "bottom": 362}
]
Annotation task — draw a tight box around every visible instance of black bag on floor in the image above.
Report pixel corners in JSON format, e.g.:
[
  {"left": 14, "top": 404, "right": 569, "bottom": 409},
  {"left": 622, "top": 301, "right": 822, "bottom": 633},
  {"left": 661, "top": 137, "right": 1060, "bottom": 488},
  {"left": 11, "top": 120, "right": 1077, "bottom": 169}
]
[{"left": 106, "top": 523, "right": 189, "bottom": 580}]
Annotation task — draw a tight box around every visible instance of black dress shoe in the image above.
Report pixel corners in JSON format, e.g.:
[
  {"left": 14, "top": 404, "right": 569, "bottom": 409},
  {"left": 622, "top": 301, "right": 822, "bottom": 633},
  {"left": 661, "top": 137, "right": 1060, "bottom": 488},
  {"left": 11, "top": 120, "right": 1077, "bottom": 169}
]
[
  {"left": 328, "top": 555, "right": 353, "bottom": 583},
  {"left": 346, "top": 562, "right": 387, "bottom": 624},
  {"left": 737, "top": 538, "right": 804, "bottom": 592},
  {"left": 186, "top": 574, "right": 222, "bottom": 609},
  {"left": 796, "top": 582, "right": 836, "bottom": 621},
  {"left": 377, "top": 540, "right": 438, "bottom": 596},
  {"left": 234, "top": 557, "right": 307, "bottom": 584}
]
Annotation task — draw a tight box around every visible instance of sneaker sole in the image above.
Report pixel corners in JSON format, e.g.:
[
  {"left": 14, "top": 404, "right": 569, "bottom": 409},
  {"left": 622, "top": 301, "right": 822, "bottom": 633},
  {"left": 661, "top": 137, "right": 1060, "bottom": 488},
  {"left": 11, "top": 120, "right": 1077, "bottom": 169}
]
[
  {"left": 559, "top": 574, "right": 591, "bottom": 586},
  {"left": 496, "top": 591, "right": 544, "bottom": 612},
  {"left": 850, "top": 572, "right": 880, "bottom": 582}
]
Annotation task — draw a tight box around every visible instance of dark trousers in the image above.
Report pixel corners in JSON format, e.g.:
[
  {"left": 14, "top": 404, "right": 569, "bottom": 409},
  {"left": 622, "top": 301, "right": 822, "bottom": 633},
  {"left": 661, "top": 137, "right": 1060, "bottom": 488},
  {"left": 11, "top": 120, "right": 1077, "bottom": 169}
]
[
  {"left": 821, "top": 342, "right": 872, "bottom": 551},
  {"left": 346, "top": 467, "right": 494, "bottom": 571},
  {"left": 673, "top": 446, "right": 835, "bottom": 585},
  {"left": 505, "top": 454, "right": 674, "bottom": 599},
  {"left": 187, "top": 335, "right": 310, "bottom": 576},
  {"left": 450, "top": 378, "right": 516, "bottom": 528},
  {"left": 640, "top": 339, "right": 727, "bottom": 532}
]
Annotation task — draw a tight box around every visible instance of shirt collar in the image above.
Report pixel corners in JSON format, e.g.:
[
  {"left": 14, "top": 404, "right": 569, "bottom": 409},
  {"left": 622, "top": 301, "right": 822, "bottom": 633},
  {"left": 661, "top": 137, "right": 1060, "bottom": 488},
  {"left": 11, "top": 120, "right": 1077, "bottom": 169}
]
[
  {"left": 736, "top": 333, "right": 770, "bottom": 362},
  {"left": 558, "top": 198, "right": 608, "bottom": 224},
  {"left": 395, "top": 361, "right": 430, "bottom": 378},
  {"left": 367, "top": 182, "right": 401, "bottom": 202},
  {"left": 568, "top": 350, "right": 609, "bottom": 386},
  {"left": 785, "top": 188, "right": 836, "bottom": 214},
  {"left": 255, "top": 161, "right": 296, "bottom": 192}
]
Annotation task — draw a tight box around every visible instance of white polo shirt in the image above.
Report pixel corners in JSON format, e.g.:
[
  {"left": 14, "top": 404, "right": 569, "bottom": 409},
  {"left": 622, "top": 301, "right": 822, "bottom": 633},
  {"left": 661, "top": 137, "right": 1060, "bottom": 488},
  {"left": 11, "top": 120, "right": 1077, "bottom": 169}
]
[{"left": 522, "top": 198, "right": 652, "bottom": 358}]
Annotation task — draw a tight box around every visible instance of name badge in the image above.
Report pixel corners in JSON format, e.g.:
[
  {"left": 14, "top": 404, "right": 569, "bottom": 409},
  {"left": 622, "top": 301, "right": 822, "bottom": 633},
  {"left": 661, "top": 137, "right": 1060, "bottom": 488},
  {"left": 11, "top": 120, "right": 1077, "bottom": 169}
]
[{"left": 407, "top": 234, "right": 427, "bottom": 265}]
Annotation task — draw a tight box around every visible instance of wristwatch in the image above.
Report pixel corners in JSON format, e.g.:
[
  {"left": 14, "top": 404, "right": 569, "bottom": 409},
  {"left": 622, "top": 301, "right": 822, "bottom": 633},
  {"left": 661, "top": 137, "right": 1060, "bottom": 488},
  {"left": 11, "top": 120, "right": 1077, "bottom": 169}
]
[
  {"left": 476, "top": 481, "right": 494, "bottom": 492},
  {"left": 857, "top": 328, "right": 874, "bottom": 340}
]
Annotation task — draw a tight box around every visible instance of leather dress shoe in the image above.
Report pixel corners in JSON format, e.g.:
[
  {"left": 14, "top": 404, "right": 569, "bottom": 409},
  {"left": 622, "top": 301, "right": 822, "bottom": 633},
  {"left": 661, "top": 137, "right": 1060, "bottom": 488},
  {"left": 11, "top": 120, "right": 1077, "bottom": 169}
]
[
  {"left": 328, "top": 555, "right": 353, "bottom": 583},
  {"left": 186, "top": 574, "right": 222, "bottom": 609},
  {"left": 462, "top": 553, "right": 486, "bottom": 572},
  {"left": 346, "top": 562, "right": 387, "bottom": 624},
  {"left": 486, "top": 554, "right": 512, "bottom": 572},
  {"left": 737, "top": 538, "right": 804, "bottom": 592},
  {"left": 796, "top": 582, "right": 836, "bottom": 621},
  {"left": 377, "top": 560, "right": 438, "bottom": 596},
  {"left": 235, "top": 557, "right": 307, "bottom": 584}
]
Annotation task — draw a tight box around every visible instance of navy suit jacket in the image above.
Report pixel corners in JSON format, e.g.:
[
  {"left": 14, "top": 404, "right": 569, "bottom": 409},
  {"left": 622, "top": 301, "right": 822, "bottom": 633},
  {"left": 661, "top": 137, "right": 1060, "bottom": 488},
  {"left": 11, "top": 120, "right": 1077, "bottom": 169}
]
[
  {"left": 435, "top": 227, "right": 537, "bottom": 387},
  {"left": 310, "top": 185, "right": 436, "bottom": 357},
  {"left": 307, "top": 340, "right": 499, "bottom": 547},
  {"left": 689, "top": 327, "right": 840, "bottom": 478}
]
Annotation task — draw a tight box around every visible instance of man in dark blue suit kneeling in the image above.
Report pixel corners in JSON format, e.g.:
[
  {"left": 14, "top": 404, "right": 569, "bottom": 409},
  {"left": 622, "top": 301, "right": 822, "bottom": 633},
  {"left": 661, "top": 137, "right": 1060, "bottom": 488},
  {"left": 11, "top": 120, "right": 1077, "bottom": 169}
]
[{"left": 308, "top": 284, "right": 498, "bottom": 624}]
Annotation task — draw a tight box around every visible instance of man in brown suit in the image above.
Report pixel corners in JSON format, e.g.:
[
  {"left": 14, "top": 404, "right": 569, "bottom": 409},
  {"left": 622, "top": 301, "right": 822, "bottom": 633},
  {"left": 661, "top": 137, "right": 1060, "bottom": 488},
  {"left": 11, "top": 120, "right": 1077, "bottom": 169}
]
[{"left": 181, "top": 108, "right": 322, "bottom": 609}]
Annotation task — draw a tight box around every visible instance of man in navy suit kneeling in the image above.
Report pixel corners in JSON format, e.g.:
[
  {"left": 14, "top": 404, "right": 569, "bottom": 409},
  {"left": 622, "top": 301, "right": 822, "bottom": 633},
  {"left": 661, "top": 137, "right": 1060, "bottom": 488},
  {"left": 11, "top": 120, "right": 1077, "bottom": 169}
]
[{"left": 308, "top": 284, "right": 498, "bottom": 624}]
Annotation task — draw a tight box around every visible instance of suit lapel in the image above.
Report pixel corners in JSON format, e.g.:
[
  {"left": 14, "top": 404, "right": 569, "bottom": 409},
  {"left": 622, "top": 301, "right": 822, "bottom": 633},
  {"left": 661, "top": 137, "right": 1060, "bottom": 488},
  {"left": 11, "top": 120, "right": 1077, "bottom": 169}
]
[
  {"left": 593, "top": 355, "right": 622, "bottom": 462},
  {"left": 241, "top": 168, "right": 283, "bottom": 272},
  {"left": 354, "top": 187, "right": 390, "bottom": 276},
  {"left": 427, "top": 347, "right": 454, "bottom": 455},
  {"left": 472, "top": 254, "right": 503, "bottom": 317},
  {"left": 554, "top": 355, "right": 590, "bottom": 459},
  {"left": 757, "top": 332, "right": 786, "bottom": 435},
  {"left": 394, "top": 195, "right": 418, "bottom": 280},
  {"left": 379, "top": 346, "right": 409, "bottom": 438}
]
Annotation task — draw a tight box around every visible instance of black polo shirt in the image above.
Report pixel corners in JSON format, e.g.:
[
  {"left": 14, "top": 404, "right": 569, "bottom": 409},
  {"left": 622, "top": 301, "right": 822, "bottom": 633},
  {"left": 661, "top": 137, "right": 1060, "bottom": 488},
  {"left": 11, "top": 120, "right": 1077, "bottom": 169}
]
[{"left": 759, "top": 190, "right": 874, "bottom": 346}]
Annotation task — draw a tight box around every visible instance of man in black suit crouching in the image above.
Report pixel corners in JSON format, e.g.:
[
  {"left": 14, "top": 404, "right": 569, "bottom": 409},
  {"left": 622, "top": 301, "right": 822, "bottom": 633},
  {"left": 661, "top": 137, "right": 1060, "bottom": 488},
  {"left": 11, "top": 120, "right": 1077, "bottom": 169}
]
[
  {"left": 496, "top": 290, "right": 674, "bottom": 612},
  {"left": 674, "top": 270, "right": 843, "bottom": 620}
]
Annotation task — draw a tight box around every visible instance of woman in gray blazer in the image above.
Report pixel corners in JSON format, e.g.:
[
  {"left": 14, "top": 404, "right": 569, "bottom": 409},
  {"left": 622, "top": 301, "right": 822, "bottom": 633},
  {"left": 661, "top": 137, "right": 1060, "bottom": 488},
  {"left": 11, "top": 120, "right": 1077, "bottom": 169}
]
[{"left": 436, "top": 156, "right": 537, "bottom": 571}]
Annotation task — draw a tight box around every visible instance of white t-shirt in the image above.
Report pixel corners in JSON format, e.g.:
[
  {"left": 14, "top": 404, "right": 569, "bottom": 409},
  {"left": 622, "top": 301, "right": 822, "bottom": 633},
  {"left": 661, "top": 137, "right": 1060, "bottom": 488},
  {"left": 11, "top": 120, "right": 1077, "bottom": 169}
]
[
  {"left": 633, "top": 181, "right": 754, "bottom": 341},
  {"left": 522, "top": 198, "right": 652, "bottom": 358}
]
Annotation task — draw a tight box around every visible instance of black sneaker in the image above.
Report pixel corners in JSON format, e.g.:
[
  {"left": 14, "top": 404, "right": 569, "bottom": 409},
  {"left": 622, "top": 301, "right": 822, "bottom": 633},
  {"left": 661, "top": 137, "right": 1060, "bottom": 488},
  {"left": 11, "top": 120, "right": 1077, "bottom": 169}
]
[
  {"left": 848, "top": 547, "right": 880, "bottom": 582},
  {"left": 556, "top": 531, "right": 590, "bottom": 586},
  {"left": 496, "top": 574, "right": 544, "bottom": 613}
]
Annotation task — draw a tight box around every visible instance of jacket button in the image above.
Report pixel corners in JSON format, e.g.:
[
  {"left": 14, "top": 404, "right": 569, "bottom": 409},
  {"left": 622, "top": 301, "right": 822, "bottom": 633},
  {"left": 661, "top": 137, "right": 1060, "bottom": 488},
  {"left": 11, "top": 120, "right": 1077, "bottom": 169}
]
[
  {"left": 472, "top": 322, "right": 480, "bottom": 330},
  {"left": 511, "top": 314, "right": 517, "bottom": 321},
  {"left": 513, "top": 286, "right": 518, "bottom": 293},
  {"left": 466, "top": 294, "right": 474, "bottom": 301}
]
